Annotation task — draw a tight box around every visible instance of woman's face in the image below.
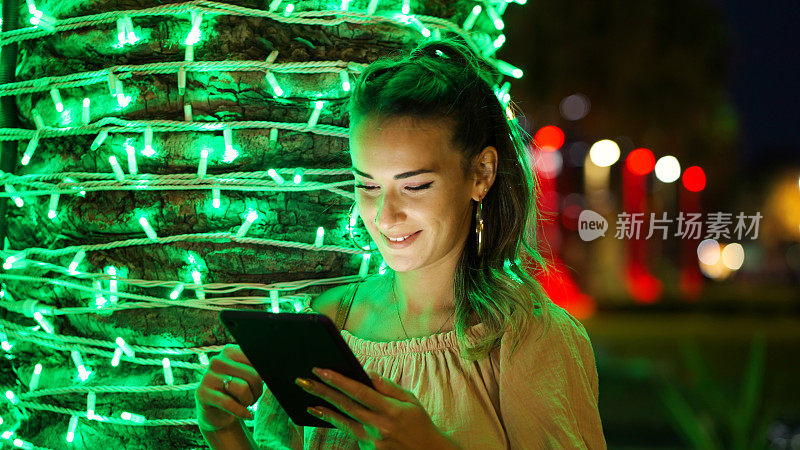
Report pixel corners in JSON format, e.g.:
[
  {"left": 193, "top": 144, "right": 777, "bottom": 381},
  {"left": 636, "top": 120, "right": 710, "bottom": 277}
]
[{"left": 349, "top": 115, "right": 484, "bottom": 273}]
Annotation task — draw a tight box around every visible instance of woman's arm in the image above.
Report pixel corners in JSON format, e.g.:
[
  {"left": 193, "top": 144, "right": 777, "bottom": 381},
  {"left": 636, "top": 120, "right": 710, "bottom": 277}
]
[
  {"left": 499, "top": 305, "right": 607, "bottom": 449},
  {"left": 200, "top": 418, "right": 257, "bottom": 449}
]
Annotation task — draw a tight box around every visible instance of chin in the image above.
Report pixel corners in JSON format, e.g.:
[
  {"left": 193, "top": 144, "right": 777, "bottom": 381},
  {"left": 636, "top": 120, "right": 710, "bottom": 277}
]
[{"left": 376, "top": 254, "right": 420, "bottom": 273}]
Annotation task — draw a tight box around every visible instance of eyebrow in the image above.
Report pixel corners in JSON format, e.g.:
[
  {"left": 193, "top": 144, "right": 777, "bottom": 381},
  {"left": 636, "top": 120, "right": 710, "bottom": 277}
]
[{"left": 350, "top": 167, "right": 436, "bottom": 180}]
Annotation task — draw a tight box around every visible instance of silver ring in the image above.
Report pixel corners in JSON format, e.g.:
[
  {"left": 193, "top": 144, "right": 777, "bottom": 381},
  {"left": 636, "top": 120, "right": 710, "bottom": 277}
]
[{"left": 222, "top": 376, "right": 233, "bottom": 392}]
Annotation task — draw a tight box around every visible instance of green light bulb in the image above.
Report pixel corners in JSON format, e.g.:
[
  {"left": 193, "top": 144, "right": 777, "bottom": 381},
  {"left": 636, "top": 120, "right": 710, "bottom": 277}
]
[
  {"left": 185, "top": 11, "right": 203, "bottom": 45},
  {"left": 66, "top": 416, "right": 78, "bottom": 443},
  {"left": 314, "top": 227, "right": 325, "bottom": 247},
  {"left": 268, "top": 168, "right": 285, "bottom": 185}
]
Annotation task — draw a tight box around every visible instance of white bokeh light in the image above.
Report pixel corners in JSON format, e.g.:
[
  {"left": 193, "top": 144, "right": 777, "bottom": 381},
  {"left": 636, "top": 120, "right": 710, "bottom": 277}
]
[
  {"left": 697, "top": 239, "right": 721, "bottom": 266},
  {"left": 721, "top": 243, "right": 745, "bottom": 270},
  {"left": 655, "top": 156, "right": 681, "bottom": 183},
  {"left": 588, "top": 139, "right": 620, "bottom": 167},
  {"left": 534, "top": 150, "right": 563, "bottom": 178}
]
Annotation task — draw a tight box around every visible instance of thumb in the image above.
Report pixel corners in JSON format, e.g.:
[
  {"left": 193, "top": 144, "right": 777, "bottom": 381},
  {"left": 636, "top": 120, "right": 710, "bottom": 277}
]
[{"left": 369, "top": 372, "right": 418, "bottom": 403}]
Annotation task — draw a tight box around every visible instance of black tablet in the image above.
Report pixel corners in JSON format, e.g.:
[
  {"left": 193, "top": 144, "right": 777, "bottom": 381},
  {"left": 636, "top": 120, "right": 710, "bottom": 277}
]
[{"left": 219, "top": 309, "right": 374, "bottom": 428}]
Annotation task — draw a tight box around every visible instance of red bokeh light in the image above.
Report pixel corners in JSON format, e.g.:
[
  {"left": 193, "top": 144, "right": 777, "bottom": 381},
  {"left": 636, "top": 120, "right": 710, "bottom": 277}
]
[
  {"left": 626, "top": 148, "right": 656, "bottom": 175},
  {"left": 561, "top": 205, "right": 582, "bottom": 230},
  {"left": 682, "top": 166, "right": 706, "bottom": 192},
  {"left": 534, "top": 125, "right": 565, "bottom": 152}
]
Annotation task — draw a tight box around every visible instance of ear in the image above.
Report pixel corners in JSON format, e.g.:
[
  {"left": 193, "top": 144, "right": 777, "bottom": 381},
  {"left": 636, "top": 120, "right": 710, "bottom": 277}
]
[{"left": 471, "top": 146, "right": 498, "bottom": 202}]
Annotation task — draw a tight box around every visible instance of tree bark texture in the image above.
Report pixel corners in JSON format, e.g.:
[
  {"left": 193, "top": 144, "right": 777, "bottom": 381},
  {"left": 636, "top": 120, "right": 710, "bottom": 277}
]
[{"left": 2, "top": 0, "right": 479, "bottom": 448}]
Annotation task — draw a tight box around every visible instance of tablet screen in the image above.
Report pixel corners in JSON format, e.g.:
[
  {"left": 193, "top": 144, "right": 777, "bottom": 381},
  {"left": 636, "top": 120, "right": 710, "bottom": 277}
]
[{"left": 219, "top": 310, "right": 373, "bottom": 428}]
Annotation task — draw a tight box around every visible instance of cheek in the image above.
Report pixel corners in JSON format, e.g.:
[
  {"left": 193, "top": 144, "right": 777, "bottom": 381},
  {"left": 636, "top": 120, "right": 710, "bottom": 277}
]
[
  {"left": 354, "top": 192, "right": 462, "bottom": 228},
  {"left": 415, "top": 198, "right": 459, "bottom": 231},
  {"left": 355, "top": 198, "right": 376, "bottom": 222},
  {"left": 431, "top": 187, "right": 468, "bottom": 216}
]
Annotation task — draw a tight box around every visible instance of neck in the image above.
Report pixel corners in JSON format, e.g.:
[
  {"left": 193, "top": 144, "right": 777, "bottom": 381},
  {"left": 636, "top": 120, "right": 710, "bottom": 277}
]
[
  {"left": 389, "top": 256, "right": 458, "bottom": 317},
  {"left": 381, "top": 207, "right": 471, "bottom": 329}
]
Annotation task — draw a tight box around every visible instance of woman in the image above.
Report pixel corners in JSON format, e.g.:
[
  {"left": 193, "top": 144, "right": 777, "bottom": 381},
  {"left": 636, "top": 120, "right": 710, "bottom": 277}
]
[{"left": 196, "top": 37, "right": 606, "bottom": 449}]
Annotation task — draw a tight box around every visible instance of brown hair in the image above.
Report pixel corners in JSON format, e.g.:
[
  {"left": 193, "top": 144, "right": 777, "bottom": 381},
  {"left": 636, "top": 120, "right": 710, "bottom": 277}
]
[{"left": 347, "top": 36, "right": 553, "bottom": 360}]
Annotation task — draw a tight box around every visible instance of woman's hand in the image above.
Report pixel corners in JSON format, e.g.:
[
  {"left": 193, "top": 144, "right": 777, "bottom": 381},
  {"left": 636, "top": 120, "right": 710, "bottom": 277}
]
[
  {"left": 296, "top": 368, "right": 460, "bottom": 450},
  {"left": 195, "top": 344, "right": 264, "bottom": 432}
]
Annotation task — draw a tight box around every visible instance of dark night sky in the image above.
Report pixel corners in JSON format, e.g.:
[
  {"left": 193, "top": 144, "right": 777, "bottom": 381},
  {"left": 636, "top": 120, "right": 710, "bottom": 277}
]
[{"left": 716, "top": 0, "right": 800, "bottom": 168}]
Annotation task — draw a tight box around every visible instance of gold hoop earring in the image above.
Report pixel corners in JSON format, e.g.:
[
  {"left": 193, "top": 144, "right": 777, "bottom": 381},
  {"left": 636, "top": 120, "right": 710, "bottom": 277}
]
[
  {"left": 475, "top": 199, "right": 484, "bottom": 256},
  {"left": 346, "top": 202, "right": 374, "bottom": 250}
]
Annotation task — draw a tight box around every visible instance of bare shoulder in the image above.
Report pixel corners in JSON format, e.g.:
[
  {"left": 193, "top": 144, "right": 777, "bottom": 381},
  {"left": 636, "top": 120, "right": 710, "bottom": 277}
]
[
  {"left": 309, "top": 275, "right": 386, "bottom": 323},
  {"left": 309, "top": 284, "right": 350, "bottom": 322}
]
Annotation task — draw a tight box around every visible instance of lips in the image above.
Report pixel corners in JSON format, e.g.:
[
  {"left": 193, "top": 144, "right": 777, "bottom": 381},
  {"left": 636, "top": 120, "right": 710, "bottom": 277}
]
[
  {"left": 385, "top": 232, "right": 416, "bottom": 241},
  {"left": 382, "top": 230, "right": 421, "bottom": 248}
]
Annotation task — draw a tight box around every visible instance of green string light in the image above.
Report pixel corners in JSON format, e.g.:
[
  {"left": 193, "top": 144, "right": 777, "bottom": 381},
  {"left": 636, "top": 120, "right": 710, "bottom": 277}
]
[
  {"left": 28, "top": 364, "right": 42, "bottom": 392},
  {"left": 143, "top": 126, "right": 156, "bottom": 157},
  {"left": 20, "top": 131, "right": 40, "bottom": 165},
  {"left": 185, "top": 11, "right": 203, "bottom": 45},
  {"left": 314, "top": 227, "right": 325, "bottom": 247},
  {"left": 65, "top": 416, "right": 78, "bottom": 443},
  {"left": 0, "top": 1, "right": 524, "bottom": 445},
  {"left": 82, "top": 98, "right": 91, "bottom": 124}
]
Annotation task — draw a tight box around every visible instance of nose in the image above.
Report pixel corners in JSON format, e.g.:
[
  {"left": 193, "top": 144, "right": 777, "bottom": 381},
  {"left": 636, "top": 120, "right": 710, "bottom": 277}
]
[{"left": 373, "top": 189, "right": 406, "bottom": 232}]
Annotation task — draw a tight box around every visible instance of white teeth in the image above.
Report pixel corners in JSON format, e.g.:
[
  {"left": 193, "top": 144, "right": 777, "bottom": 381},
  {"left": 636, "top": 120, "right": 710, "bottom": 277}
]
[{"left": 388, "top": 233, "right": 412, "bottom": 242}]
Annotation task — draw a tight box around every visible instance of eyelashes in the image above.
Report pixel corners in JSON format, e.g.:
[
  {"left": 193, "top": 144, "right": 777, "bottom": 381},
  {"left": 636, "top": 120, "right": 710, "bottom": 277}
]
[{"left": 355, "top": 182, "right": 434, "bottom": 191}]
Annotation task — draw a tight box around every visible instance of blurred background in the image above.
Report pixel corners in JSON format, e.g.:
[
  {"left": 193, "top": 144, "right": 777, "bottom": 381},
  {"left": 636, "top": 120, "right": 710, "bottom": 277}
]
[{"left": 501, "top": 0, "right": 800, "bottom": 448}]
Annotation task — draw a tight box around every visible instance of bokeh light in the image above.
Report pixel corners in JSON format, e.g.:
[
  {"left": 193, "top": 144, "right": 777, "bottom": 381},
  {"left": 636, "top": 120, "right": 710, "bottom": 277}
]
[
  {"left": 534, "top": 125, "right": 565, "bottom": 152},
  {"left": 534, "top": 150, "right": 563, "bottom": 178},
  {"left": 682, "top": 165, "right": 706, "bottom": 192},
  {"left": 654, "top": 156, "right": 681, "bottom": 183},
  {"left": 721, "top": 243, "right": 745, "bottom": 270},
  {"left": 626, "top": 148, "right": 656, "bottom": 175},
  {"left": 567, "top": 142, "right": 589, "bottom": 167},
  {"left": 697, "top": 239, "right": 721, "bottom": 265},
  {"left": 698, "top": 255, "right": 733, "bottom": 280},
  {"left": 559, "top": 93, "right": 590, "bottom": 121},
  {"left": 589, "top": 139, "right": 620, "bottom": 167},
  {"left": 560, "top": 193, "right": 586, "bottom": 230}
]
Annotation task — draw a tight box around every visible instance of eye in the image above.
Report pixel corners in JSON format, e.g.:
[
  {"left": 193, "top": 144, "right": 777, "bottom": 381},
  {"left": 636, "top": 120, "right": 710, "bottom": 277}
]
[
  {"left": 407, "top": 182, "right": 433, "bottom": 191},
  {"left": 355, "top": 182, "right": 433, "bottom": 191}
]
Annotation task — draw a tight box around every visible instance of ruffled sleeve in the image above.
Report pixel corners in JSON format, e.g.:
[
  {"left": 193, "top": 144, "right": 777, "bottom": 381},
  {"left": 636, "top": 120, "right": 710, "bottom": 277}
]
[
  {"left": 498, "top": 304, "right": 606, "bottom": 449},
  {"left": 252, "top": 383, "right": 304, "bottom": 449}
]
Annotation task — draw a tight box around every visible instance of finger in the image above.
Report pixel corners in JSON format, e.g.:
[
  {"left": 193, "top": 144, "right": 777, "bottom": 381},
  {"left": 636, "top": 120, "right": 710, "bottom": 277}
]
[
  {"left": 198, "top": 385, "right": 254, "bottom": 420},
  {"left": 210, "top": 356, "right": 261, "bottom": 400},
  {"left": 312, "top": 368, "right": 393, "bottom": 412},
  {"left": 363, "top": 423, "right": 386, "bottom": 442},
  {"left": 297, "top": 377, "right": 377, "bottom": 425},
  {"left": 222, "top": 344, "right": 253, "bottom": 366},
  {"left": 196, "top": 382, "right": 253, "bottom": 419},
  {"left": 210, "top": 354, "right": 259, "bottom": 381},
  {"left": 308, "top": 406, "right": 369, "bottom": 442},
  {"left": 219, "top": 374, "right": 255, "bottom": 406},
  {"left": 252, "top": 379, "right": 264, "bottom": 400}
]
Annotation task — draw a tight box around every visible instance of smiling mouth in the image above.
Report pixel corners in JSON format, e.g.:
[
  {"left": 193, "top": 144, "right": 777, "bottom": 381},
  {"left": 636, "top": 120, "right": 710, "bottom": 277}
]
[{"left": 383, "top": 230, "right": 421, "bottom": 242}]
